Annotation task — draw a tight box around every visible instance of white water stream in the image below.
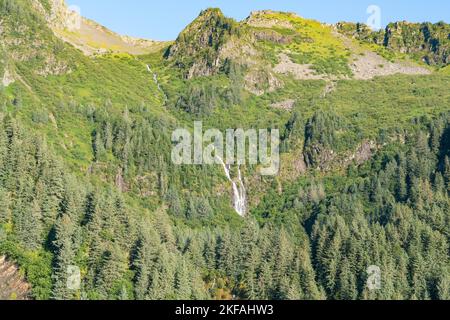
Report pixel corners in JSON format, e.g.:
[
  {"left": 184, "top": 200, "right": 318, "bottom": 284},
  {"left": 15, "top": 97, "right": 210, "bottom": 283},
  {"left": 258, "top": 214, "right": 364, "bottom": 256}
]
[{"left": 216, "top": 156, "right": 246, "bottom": 217}]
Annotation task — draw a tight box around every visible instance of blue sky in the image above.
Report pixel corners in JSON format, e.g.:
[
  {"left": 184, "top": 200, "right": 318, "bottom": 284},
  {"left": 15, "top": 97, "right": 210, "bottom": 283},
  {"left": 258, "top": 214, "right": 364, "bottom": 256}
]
[{"left": 68, "top": 0, "right": 450, "bottom": 41}]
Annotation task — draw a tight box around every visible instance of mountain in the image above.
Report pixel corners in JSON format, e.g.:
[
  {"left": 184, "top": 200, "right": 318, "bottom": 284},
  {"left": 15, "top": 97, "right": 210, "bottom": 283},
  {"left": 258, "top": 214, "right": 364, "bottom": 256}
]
[
  {"left": 336, "top": 20, "right": 450, "bottom": 66},
  {"left": 0, "top": 255, "right": 30, "bottom": 299},
  {"left": 0, "top": 0, "right": 449, "bottom": 300},
  {"left": 31, "top": 0, "right": 166, "bottom": 55},
  {"left": 166, "top": 9, "right": 435, "bottom": 93}
]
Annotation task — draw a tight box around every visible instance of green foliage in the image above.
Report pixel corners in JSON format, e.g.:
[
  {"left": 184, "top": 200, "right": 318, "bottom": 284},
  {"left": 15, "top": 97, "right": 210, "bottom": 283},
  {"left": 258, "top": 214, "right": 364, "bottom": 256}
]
[
  {"left": 0, "top": 2, "right": 448, "bottom": 301},
  {"left": 166, "top": 8, "right": 240, "bottom": 78},
  {"left": 337, "top": 20, "right": 450, "bottom": 67}
]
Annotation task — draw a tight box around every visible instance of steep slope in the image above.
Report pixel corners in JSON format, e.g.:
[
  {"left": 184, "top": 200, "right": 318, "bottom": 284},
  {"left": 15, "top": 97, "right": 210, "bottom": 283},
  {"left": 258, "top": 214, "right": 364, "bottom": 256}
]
[
  {"left": 55, "top": 17, "right": 167, "bottom": 55},
  {"left": 0, "top": 256, "right": 31, "bottom": 300},
  {"left": 29, "top": 0, "right": 166, "bottom": 55},
  {"left": 166, "top": 9, "right": 433, "bottom": 96},
  {"left": 0, "top": 2, "right": 449, "bottom": 301},
  {"left": 165, "top": 8, "right": 243, "bottom": 78},
  {"left": 336, "top": 20, "right": 450, "bottom": 67}
]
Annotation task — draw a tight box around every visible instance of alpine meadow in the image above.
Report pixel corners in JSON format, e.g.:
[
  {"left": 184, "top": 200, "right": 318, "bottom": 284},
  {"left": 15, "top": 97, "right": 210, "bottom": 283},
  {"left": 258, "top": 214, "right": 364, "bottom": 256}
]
[{"left": 0, "top": 0, "right": 449, "bottom": 302}]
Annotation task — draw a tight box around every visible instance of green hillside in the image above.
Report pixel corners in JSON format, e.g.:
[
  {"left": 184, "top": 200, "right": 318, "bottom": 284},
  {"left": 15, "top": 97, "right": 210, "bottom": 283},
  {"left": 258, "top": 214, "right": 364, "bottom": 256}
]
[{"left": 0, "top": 0, "right": 449, "bottom": 300}]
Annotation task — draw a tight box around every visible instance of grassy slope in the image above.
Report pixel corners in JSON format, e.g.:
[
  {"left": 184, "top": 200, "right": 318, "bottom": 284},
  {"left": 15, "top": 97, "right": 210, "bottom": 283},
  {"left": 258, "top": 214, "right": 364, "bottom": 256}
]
[{"left": 1, "top": 3, "right": 449, "bottom": 297}]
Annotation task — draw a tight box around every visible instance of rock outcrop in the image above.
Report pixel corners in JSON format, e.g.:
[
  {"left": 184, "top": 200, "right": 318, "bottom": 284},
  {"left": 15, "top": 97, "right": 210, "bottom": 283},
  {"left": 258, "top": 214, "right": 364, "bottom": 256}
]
[
  {"left": 274, "top": 53, "right": 329, "bottom": 80},
  {"left": 384, "top": 21, "right": 450, "bottom": 65},
  {"left": 31, "top": 0, "right": 81, "bottom": 31},
  {"left": 334, "top": 30, "right": 431, "bottom": 79},
  {"left": 270, "top": 99, "right": 296, "bottom": 111},
  {"left": 336, "top": 21, "right": 450, "bottom": 67},
  {"left": 350, "top": 50, "right": 431, "bottom": 80},
  {"left": 30, "top": 0, "right": 164, "bottom": 56},
  {"left": 0, "top": 256, "right": 31, "bottom": 300},
  {"left": 245, "top": 10, "right": 297, "bottom": 30},
  {"left": 244, "top": 68, "right": 282, "bottom": 96},
  {"left": 166, "top": 9, "right": 238, "bottom": 78},
  {"left": 2, "top": 68, "right": 14, "bottom": 87}
]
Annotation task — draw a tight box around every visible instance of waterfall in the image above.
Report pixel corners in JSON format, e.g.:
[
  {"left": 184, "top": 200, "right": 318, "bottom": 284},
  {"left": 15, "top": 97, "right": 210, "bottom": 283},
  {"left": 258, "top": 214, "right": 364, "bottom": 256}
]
[
  {"left": 216, "top": 156, "right": 246, "bottom": 217},
  {"left": 146, "top": 64, "right": 168, "bottom": 102}
]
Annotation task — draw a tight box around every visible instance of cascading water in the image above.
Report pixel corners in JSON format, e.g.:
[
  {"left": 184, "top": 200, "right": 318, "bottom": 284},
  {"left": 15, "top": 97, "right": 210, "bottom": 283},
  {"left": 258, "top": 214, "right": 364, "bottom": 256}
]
[
  {"left": 216, "top": 156, "right": 246, "bottom": 217},
  {"left": 146, "top": 64, "right": 168, "bottom": 102}
]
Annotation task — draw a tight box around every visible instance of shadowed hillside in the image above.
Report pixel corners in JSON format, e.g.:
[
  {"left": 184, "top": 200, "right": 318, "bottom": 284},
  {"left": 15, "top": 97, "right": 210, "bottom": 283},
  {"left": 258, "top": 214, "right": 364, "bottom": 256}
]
[{"left": 0, "top": 0, "right": 449, "bottom": 300}]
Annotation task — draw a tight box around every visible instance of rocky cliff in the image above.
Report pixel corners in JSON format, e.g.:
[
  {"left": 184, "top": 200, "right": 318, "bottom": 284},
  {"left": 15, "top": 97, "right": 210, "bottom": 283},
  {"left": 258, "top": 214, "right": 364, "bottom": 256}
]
[
  {"left": 336, "top": 21, "right": 450, "bottom": 66},
  {"left": 28, "top": 0, "right": 164, "bottom": 55}
]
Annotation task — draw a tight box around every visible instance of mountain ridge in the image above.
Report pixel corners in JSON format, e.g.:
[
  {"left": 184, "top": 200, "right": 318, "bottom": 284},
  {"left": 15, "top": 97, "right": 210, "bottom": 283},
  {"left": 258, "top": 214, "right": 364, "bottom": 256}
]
[
  {"left": 22, "top": 1, "right": 450, "bottom": 71},
  {"left": 0, "top": 0, "right": 449, "bottom": 301}
]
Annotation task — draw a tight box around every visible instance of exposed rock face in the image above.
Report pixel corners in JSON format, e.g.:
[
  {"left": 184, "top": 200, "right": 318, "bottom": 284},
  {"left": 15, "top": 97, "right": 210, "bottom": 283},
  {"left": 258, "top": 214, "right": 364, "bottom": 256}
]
[
  {"left": 384, "top": 22, "right": 450, "bottom": 65},
  {"left": 304, "top": 144, "right": 336, "bottom": 170},
  {"left": 35, "top": 56, "right": 71, "bottom": 76},
  {"left": 301, "top": 112, "right": 380, "bottom": 171},
  {"left": 273, "top": 53, "right": 329, "bottom": 80},
  {"left": 244, "top": 68, "right": 282, "bottom": 96},
  {"left": 120, "top": 35, "right": 159, "bottom": 49},
  {"left": 350, "top": 140, "right": 377, "bottom": 164},
  {"left": 29, "top": 0, "right": 163, "bottom": 56},
  {"left": 350, "top": 51, "right": 431, "bottom": 80},
  {"left": 50, "top": 0, "right": 80, "bottom": 30},
  {"left": 31, "top": 0, "right": 81, "bottom": 31},
  {"left": 115, "top": 167, "right": 128, "bottom": 193},
  {"left": 253, "top": 30, "right": 294, "bottom": 45},
  {"left": 218, "top": 37, "right": 259, "bottom": 66},
  {"left": 335, "top": 22, "right": 376, "bottom": 41},
  {"left": 0, "top": 1, "right": 72, "bottom": 77},
  {"left": 167, "top": 9, "right": 275, "bottom": 80},
  {"left": 245, "top": 10, "right": 296, "bottom": 30},
  {"left": 186, "top": 57, "right": 221, "bottom": 79},
  {"left": 2, "top": 68, "right": 14, "bottom": 87},
  {"left": 304, "top": 140, "right": 378, "bottom": 171},
  {"left": 321, "top": 81, "right": 337, "bottom": 97},
  {"left": 166, "top": 8, "right": 239, "bottom": 79},
  {"left": 0, "top": 256, "right": 31, "bottom": 300},
  {"left": 334, "top": 30, "right": 431, "bottom": 80},
  {"left": 271, "top": 99, "right": 296, "bottom": 111},
  {"left": 336, "top": 21, "right": 450, "bottom": 67}
]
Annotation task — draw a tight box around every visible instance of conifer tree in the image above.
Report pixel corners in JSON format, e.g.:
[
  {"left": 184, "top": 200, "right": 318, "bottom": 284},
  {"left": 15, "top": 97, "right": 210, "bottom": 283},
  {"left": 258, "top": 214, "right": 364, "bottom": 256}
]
[
  {"left": 133, "top": 225, "right": 161, "bottom": 300},
  {"left": 0, "top": 187, "right": 11, "bottom": 224},
  {"left": 19, "top": 200, "right": 43, "bottom": 251},
  {"left": 174, "top": 260, "right": 191, "bottom": 299},
  {"left": 52, "top": 214, "right": 77, "bottom": 300}
]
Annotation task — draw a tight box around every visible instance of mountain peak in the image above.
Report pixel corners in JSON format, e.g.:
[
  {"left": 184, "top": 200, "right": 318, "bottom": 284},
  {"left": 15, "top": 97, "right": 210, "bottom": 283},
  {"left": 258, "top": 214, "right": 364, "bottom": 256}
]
[
  {"left": 166, "top": 8, "right": 240, "bottom": 78},
  {"left": 245, "top": 10, "right": 300, "bottom": 29},
  {"left": 185, "top": 8, "right": 231, "bottom": 32},
  {"left": 199, "top": 8, "right": 224, "bottom": 18},
  {"left": 248, "top": 10, "right": 299, "bottom": 18}
]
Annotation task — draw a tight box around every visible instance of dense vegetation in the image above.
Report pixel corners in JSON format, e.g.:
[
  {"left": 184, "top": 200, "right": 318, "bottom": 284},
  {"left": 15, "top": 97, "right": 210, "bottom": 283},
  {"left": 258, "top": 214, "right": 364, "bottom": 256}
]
[
  {"left": 0, "top": 0, "right": 449, "bottom": 300},
  {"left": 336, "top": 21, "right": 450, "bottom": 67}
]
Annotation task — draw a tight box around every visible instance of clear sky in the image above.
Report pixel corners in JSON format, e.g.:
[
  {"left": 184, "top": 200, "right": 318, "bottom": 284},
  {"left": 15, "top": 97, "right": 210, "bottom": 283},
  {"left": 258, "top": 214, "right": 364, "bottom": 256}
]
[{"left": 67, "top": 0, "right": 450, "bottom": 41}]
